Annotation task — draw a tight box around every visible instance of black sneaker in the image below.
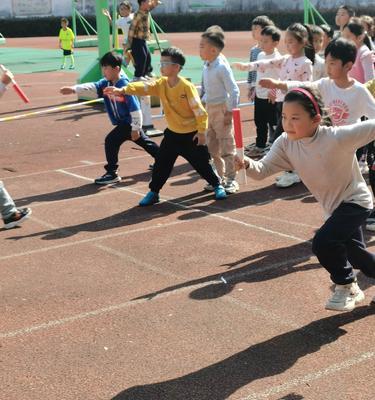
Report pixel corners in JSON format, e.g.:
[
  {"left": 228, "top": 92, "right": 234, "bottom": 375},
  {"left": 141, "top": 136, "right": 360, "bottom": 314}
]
[
  {"left": 3, "top": 208, "right": 32, "bottom": 229},
  {"left": 94, "top": 173, "right": 121, "bottom": 185}
]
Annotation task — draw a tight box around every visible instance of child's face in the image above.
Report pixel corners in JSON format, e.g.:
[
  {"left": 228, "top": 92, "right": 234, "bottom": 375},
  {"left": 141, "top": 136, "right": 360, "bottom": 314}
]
[
  {"left": 102, "top": 65, "right": 120, "bottom": 82},
  {"left": 119, "top": 5, "right": 131, "bottom": 17},
  {"left": 251, "top": 24, "right": 263, "bottom": 41},
  {"left": 282, "top": 101, "right": 320, "bottom": 141},
  {"left": 312, "top": 33, "right": 323, "bottom": 53},
  {"left": 285, "top": 32, "right": 305, "bottom": 57},
  {"left": 159, "top": 56, "right": 180, "bottom": 77},
  {"left": 199, "top": 38, "right": 218, "bottom": 61},
  {"left": 335, "top": 8, "right": 350, "bottom": 28},
  {"left": 61, "top": 21, "right": 68, "bottom": 29},
  {"left": 325, "top": 53, "right": 351, "bottom": 80},
  {"left": 260, "top": 35, "right": 278, "bottom": 53}
]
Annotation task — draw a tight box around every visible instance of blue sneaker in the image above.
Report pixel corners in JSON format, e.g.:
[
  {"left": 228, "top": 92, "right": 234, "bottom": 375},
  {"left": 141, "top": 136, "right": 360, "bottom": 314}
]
[
  {"left": 139, "top": 191, "right": 160, "bottom": 206},
  {"left": 214, "top": 185, "right": 227, "bottom": 200}
]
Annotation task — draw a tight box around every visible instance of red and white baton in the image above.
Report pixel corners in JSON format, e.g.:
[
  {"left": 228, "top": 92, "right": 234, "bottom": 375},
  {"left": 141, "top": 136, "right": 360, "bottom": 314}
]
[
  {"left": 0, "top": 64, "right": 30, "bottom": 103},
  {"left": 232, "top": 108, "right": 247, "bottom": 185}
]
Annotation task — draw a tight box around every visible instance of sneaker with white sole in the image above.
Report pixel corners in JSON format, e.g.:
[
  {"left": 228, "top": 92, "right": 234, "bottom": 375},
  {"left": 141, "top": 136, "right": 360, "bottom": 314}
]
[
  {"left": 366, "top": 220, "right": 375, "bottom": 232},
  {"left": 244, "top": 142, "right": 256, "bottom": 151},
  {"left": 325, "top": 281, "right": 365, "bottom": 312},
  {"left": 275, "top": 171, "right": 301, "bottom": 188},
  {"left": 94, "top": 173, "right": 121, "bottom": 185},
  {"left": 224, "top": 180, "right": 239, "bottom": 194},
  {"left": 3, "top": 207, "right": 32, "bottom": 229},
  {"left": 246, "top": 145, "right": 269, "bottom": 158},
  {"left": 204, "top": 183, "right": 215, "bottom": 192}
]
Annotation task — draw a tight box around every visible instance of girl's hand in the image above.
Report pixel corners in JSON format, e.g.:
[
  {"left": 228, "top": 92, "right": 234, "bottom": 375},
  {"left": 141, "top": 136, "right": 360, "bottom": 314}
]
[
  {"left": 235, "top": 156, "right": 249, "bottom": 171},
  {"left": 231, "top": 62, "right": 249, "bottom": 71},
  {"left": 247, "top": 87, "right": 255, "bottom": 101},
  {"left": 60, "top": 86, "right": 75, "bottom": 95},
  {"left": 0, "top": 67, "right": 13, "bottom": 85},
  {"left": 259, "top": 78, "right": 278, "bottom": 89}
]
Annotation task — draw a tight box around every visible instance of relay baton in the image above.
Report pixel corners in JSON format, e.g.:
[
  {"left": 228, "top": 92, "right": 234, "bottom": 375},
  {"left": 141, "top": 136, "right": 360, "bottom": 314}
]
[
  {"left": 0, "top": 64, "right": 30, "bottom": 103},
  {"left": 232, "top": 108, "right": 247, "bottom": 185}
]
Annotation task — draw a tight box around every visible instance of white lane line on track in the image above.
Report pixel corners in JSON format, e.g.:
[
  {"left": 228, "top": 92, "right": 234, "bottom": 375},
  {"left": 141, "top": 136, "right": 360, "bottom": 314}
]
[
  {"left": 56, "top": 169, "right": 311, "bottom": 244},
  {"left": 242, "top": 351, "right": 375, "bottom": 400}
]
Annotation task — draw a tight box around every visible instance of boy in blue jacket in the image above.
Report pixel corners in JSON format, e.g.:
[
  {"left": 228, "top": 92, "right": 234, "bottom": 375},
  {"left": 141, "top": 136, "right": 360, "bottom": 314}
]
[{"left": 60, "top": 51, "right": 159, "bottom": 184}]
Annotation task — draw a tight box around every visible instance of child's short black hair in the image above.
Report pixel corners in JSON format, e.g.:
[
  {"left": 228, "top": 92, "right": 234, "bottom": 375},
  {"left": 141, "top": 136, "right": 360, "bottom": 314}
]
[
  {"left": 61, "top": 17, "right": 69, "bottom": 24},
  {"left": 138, "top": 0, "right": 147, "bottom": 5},
  {"left": 251, "top": 15, "right": 274, "bottom": 29},
  {"left": 324, "top": 38, "right": 357, "bottom": 64},
  {"left": 338, "top": 5, "right": 356, "bottom": 17},
  {"left": 100, "top": 51, "right": 123, "bottom": 68},
  {"left": 320, "top": 24, "right": 334, "bottom": 38},
  {"left": 201, "top": 30, "right": 225, "bottom": 50},
  {"left": 161, "top": 47, "right": 186, "bottom": 68},
  {"left": 261, "top": 26, "right": 281, "bottom": 42}
]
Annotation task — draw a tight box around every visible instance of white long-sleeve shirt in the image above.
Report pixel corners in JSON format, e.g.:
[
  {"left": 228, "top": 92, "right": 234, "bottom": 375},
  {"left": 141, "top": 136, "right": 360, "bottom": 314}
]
[
  {"left": 286, "top": 78, "right": 375, "bottom": 126},
  {"left": 245, "top": 54, "right": 313, "bottom": 102},
  {"left": 246, "top": 121, "right": 375, "bottom": 217}
]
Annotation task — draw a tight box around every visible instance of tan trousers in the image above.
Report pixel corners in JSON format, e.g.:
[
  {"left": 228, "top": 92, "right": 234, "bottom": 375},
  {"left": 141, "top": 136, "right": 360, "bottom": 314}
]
[{"left": 206, "top": 103, "right": 236, "bottom": 181}]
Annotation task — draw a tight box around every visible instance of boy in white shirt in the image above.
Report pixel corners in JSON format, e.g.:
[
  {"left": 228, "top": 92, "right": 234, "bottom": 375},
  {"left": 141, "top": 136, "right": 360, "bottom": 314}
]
[
  {"left": 247, "top": 25, "right": 281, "bottom": 158},
  {"left": 260, "top": 38, "right": 375, "bottom": 127},
  {"left": 311, "top": 25, "right": 326, "bottom": 81}
]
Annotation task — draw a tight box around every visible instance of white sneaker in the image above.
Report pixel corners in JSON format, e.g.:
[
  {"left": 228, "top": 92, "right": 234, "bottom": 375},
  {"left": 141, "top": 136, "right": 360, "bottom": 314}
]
[
  {"left": 325, "top": 281, "right": 365, "bottom": 312},
  {"left": 204, "top": 183, "right": 215, "bottom": 192},
  {"left": 224, "top": 180, "right": 239, "bottom": 194},
  {"left": 245, "top": 142, "right": 256, "bottom": 151},
  {"left": 275, "top": 171, "right": 301, "bottom": 188}
]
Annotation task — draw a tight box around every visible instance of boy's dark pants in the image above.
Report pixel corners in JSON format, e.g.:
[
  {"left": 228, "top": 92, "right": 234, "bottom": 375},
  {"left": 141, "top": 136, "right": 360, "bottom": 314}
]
[
  {"left": 104, "top": 124, "right": 159, "bottom": 174},
  {"left": 150, "top": 129, "right": 220, "bottom": 193},
  {"left": 131, "top": 38, "right": 152, "bottom": 78},
  {"left": 312, "top": 202, "right": 375, "bottom": 285},
  {"left": 254, "top": 96, "right": 277, "bottom": 148},
  {"left": 269, "top": 101, "right": 283, "bottom": 144}
]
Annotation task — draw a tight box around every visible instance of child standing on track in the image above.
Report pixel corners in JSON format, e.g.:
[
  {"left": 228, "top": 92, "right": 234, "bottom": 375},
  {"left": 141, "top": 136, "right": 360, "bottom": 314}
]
[
  {"left": 104, "top": 47, "right": 227, "bottom": 205},
  {"left": 126, "top": 0, "right": 161, "bottom": 79},
  {"left": 58, "top": 17, "right": 75, "bottom": 70},
  {"left": 233, "top": 23, "right": 314, "bottom": 188},
  {"left": 102, "top": 1, "right": 134, "bottom": 55},
  {"left": 200, "top": 28, "right": 240, "bottom": 194},
  {"left": 0, "top": 67, "right": 31, "bottom": 229},
  {"left": 246, "top": 25, "right": 281, "bottom": 158},
  {"left": 60, "top": 51, "right": 159, "bottom": 185},
  {"left": 237, "top": 86, "right": 375, "bottom": 312}
]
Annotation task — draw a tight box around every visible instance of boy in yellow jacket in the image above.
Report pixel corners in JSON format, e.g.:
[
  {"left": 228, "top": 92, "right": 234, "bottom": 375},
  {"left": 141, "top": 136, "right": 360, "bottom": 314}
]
[{"left": 104, "top": 47, "right": 226, "bottom": 205}]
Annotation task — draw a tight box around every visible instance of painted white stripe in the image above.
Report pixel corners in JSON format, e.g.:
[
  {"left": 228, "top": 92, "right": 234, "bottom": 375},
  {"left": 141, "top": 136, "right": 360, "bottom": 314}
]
[
  {"left": 79, "top": 160, "right": 95, "bottom": 165},
  {"left": 0, "top": 154, "right": 150, "bottom": 180},
  {"left": 57, "top": 170, "right": 310, "bottom": 244},
  {"left": 243, "top": 351, "right": 375, "bottom": 400},
  {"left": 0, "top": 220, "right": 186, "bottom": 261}
]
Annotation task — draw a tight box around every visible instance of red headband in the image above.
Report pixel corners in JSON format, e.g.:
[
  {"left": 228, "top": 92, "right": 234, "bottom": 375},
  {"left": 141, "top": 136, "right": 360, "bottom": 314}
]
[{"left": 290, "top": 87, "right": 321, "bottom": 116}]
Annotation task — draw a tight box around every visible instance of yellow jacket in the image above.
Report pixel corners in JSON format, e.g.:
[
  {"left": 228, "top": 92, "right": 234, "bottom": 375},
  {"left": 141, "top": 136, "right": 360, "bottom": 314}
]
[{"left": 123, "top": 76, "right": 208, "bottom": 134}]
